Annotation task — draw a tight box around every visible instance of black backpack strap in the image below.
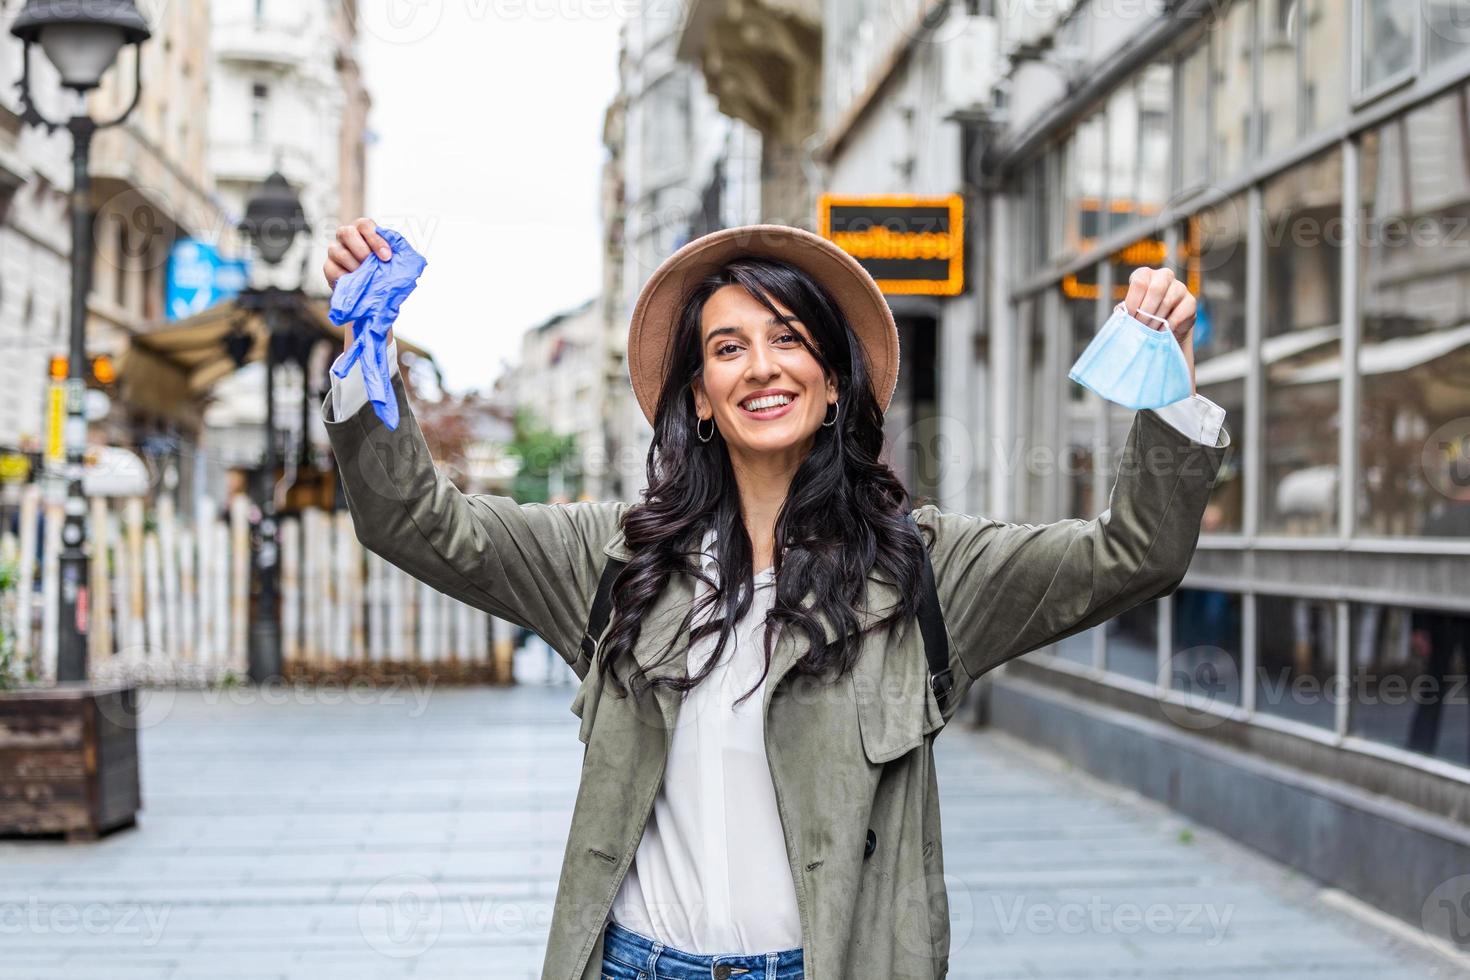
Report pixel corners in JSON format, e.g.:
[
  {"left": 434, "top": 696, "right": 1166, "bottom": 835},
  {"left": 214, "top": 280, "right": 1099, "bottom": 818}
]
[
  {"left": 581, "top": 556, "right": 627, "bottom": 666},
  {"left": 908, "top": 515, "right": 953, "bottom": 712}
]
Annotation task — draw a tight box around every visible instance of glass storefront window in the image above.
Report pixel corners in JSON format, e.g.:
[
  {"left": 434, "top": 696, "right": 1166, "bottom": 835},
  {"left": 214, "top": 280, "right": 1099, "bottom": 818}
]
[
  {"left": 1106, "top": 598, "right": 1162, "bottom": 684},
  {"left": 1175, "top": 196, "right": 1249, "bottom": 533},
  {"left": 1350, "top": 601, "right": 1470, "bottom": 767},
  {"left": 1357, "top": 0, "right": 1417, "bottom": 96},
  {"left": 1255, "top": 594, "right": 1338, "bottom": 729},
  {"left": 1261, "top": 147, "right": 1344, "bottom": 536},
  {"left": 1358, "top": 87, "right": 1470, "bottom": 537},
  {"left": 1178, "top": 39, "right": 1211, "bottom": 189},
  {"left": 1169, "top": 588, "right": 1245, "bottom": 709},
  {"left": 1212, "top": 0, "right": 1257, "bottom": 181}
]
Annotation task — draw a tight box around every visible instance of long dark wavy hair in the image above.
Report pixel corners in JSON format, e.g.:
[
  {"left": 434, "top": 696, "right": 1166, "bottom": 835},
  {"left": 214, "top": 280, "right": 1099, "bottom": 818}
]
[{"left": 596, "top": 256, "right": 932, "bottom": 707}]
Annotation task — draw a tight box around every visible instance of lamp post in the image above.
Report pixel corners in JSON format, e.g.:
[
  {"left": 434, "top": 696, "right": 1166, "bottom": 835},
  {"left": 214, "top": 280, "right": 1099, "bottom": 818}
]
[
  {"left": 10, "top": 1, "right": 152, "bottom": 683},
  {"left": 238, "top": 172, "right": 308, "bottom": 684}
]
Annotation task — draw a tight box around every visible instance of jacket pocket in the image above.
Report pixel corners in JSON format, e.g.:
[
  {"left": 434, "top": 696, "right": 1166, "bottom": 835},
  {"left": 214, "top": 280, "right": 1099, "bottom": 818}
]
[{"left": 850, "top": 632, "right": 946, "bottom": 764}]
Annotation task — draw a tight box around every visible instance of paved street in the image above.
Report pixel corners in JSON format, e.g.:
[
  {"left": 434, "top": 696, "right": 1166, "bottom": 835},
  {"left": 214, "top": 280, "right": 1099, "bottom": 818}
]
[{"left": 2, "top": 655, "right": 1465, "bottom": 979}]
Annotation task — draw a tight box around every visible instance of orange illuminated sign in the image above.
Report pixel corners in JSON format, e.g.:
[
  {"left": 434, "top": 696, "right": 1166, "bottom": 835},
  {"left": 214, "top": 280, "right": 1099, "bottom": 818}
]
[{"left": 818, "top": 194, "right": 965, "bottom": 296}]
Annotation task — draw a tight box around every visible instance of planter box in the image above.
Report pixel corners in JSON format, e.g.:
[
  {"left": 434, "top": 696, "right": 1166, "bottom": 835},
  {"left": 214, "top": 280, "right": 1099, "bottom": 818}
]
[{"left": 0, "top": 683, "right": 141, "bottom": 840}]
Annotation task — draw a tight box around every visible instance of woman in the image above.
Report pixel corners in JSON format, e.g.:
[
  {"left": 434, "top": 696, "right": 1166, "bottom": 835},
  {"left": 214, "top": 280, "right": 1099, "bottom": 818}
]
[{"left": 322, "top": 219, "right": 1230, "bottom": 979}]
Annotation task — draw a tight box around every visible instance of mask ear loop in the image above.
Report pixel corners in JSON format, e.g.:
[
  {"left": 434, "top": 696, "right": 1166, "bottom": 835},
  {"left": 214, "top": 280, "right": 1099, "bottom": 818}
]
[{"left": 1117, "top": 302, "right": 1173, "bottom": 332}]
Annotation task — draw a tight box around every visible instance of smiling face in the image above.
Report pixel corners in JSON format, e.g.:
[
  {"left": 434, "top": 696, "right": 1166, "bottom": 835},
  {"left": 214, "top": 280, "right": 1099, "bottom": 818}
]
[{"left": 691, "top": 284, "right": 838, "bottom": 465}]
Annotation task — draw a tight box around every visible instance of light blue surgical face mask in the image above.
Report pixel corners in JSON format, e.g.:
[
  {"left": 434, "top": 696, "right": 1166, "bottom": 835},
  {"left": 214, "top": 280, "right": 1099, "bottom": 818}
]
[{"left": 1067, "top": 302, "right": 1193, "bottom": 410}]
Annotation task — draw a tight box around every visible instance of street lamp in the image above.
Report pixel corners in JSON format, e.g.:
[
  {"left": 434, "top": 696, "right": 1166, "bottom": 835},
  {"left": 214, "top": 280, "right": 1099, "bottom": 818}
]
[
  {"left": 238, "top": 171, "right": 309, "bottom": 684},
  {"left": 10, "top": 0, "right": 152, "bottom": 683}
]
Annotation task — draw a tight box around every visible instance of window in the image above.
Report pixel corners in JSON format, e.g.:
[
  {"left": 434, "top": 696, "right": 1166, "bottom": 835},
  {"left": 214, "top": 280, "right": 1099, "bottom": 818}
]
[
  {"left": 640, "top": 73, "right": 691, "bottom": 187},
  {"left": 251, "top": 83, "right": 269, "bottom": 146},
  {"left": 1426, "top": 0, "right": 1470, "bottom": 68},
  {"left": 1301, "top": 0, "right": 1348, "bottom": 133},
  {"left": 1260, "top": 0, "right": 1299, "bottom": 155},
  {"left": 1021, "top": 157, "right": 1051, "bottom": 273},
  {"left": 1063, "top": 112, "right": 1105, "bottom": 256},
  {"left": 1357, "top": 86, "right": 1470, "bottom": 538},
  {"left": 1356, "top": 0, "right": 1417, "bottom": 98},
  {"left": 1260, "top": 0, "right": 1347, "bottom": 155},
  {"left": 1350, "top": 601, "right": 1470, "bottom": 766},
  {"left": 1177, "top": 39, "right": 1211, "bottom": 189},
  {"left": 1106, "top": 599, "right": 1163, "bottom": 684},
  {"left": 1261, "top": 147, "right": 1344, "bottom": 537},
  {"left": 114, "top": 218, "right": 128, "bottom": 307},
  {"left": 1064, "top": 289, "right": 1099, "bottom": 521},
  {"left": 1016, "top": 297, "right": 1051, "bottom": 523},
  {"left": 1255, "top": 594, "right": 1338, "bottom": 729},
  {"left": 1134, "top": 63, "right": 1173, "bottom": 218},
  {"left": 1212, "top": 0, "right": 1257, "bottom": 181},
  {"left": 1169, "top": 588, "right": 1245, "bottom": 709},
  {"left": 1107, "top": 62, "right": 1173, "bottom": 231}
]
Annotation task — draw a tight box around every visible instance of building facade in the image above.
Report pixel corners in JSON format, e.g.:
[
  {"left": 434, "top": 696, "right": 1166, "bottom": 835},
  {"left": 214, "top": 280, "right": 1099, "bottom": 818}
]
[
  {"left": 977, "top": 0, "right": 1470, "bottom": 943},
  {"left": 0, "top": 1, "right": 237, "bottom": 512}
]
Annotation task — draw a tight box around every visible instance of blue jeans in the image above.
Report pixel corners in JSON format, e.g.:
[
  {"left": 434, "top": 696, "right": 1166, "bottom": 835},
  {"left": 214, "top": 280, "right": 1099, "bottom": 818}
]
[{"left": 600, "top": 919, "right": 805, "bottom": 979}]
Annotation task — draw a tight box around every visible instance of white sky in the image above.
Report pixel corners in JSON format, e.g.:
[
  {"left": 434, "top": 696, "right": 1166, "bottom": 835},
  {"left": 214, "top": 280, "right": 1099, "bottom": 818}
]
[{"left": 358, "top": 2, "right": 627, "bottom": 394}]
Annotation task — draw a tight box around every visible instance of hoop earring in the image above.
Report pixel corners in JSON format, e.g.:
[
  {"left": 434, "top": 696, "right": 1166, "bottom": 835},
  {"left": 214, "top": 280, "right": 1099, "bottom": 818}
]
[
  {"left": 821, "top": 401, "right": 839, "bottom": 427},
  {"left": 696, "top": 416, "right": 715, "bottom": 443}
]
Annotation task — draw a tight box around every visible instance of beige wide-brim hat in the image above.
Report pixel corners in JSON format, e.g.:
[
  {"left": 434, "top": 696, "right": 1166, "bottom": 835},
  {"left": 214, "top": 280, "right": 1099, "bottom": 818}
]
[{"left": 627, "top": 223, "right": 899, "bottom": 426}]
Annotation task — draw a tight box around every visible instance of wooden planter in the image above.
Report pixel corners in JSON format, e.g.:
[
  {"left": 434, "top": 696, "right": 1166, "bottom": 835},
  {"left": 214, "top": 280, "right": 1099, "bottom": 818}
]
[{"left": 0, "top": 683, "right": 141, "bottom": 841}]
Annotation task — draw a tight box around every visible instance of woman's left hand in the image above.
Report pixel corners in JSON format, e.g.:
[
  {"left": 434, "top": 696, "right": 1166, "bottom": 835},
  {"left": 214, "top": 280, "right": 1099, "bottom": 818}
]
[{"left": 1124, "top": 266, "right": 1197, "bottom": 394}]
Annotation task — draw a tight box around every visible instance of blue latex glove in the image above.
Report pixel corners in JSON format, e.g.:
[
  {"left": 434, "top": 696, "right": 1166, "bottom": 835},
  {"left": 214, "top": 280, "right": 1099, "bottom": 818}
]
[
  {"left": 1067, "top": 302, "right": 1193, "bottom": 410},
  {"left": 328, "top": 226, "right": 427, "bottom": 430}
]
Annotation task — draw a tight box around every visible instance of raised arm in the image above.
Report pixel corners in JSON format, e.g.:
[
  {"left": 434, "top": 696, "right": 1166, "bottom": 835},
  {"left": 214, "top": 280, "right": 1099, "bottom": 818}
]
[
  {"left": 324, "top": 367, "right": 625, "bottom": 668},
  {"left": 322, "top": 219, "right": 626, "bottom": 669},
  {"left": 915, "top": 404, "right": 1231, "bottom": 697}
]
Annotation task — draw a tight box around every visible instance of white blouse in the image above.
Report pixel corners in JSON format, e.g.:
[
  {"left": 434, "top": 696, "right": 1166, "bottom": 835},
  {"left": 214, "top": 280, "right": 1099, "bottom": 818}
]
[{"left": 608, "top": 526, "right": 803, "bottom": 954}]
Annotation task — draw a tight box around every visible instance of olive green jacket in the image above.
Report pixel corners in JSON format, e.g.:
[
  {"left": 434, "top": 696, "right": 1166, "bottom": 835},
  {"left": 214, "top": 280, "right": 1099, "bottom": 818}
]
[{"left": 323, "top": 374, "right": 1230, "bottom": 979}]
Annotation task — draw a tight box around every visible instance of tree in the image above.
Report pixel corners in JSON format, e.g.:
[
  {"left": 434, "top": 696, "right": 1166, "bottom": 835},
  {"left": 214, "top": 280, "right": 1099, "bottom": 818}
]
[{"left": 507, "top": 409, "right": 579, "bottom": 503}]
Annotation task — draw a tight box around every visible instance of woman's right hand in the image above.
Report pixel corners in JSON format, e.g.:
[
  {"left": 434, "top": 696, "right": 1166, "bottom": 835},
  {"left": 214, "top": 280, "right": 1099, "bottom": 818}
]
[{"left": 324, "top": 217, "right": 395, "bottom": 351}]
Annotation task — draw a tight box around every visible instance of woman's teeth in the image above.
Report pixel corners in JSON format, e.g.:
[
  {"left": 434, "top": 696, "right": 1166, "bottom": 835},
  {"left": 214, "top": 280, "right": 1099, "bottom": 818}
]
[{"left": 742, "top": 394, "right": 793, "bottom": 411}]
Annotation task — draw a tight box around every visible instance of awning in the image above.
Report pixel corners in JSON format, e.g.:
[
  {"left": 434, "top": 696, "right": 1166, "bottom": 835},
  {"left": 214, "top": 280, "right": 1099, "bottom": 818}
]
[{"left": 120, "top": 295, "right": 439, "bottom": 403}]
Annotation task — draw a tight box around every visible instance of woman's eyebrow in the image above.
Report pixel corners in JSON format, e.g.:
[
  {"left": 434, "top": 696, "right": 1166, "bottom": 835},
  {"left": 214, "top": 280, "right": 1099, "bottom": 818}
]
[{"left": 705, "top": 315, "right": 802, "bottom": 343}]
